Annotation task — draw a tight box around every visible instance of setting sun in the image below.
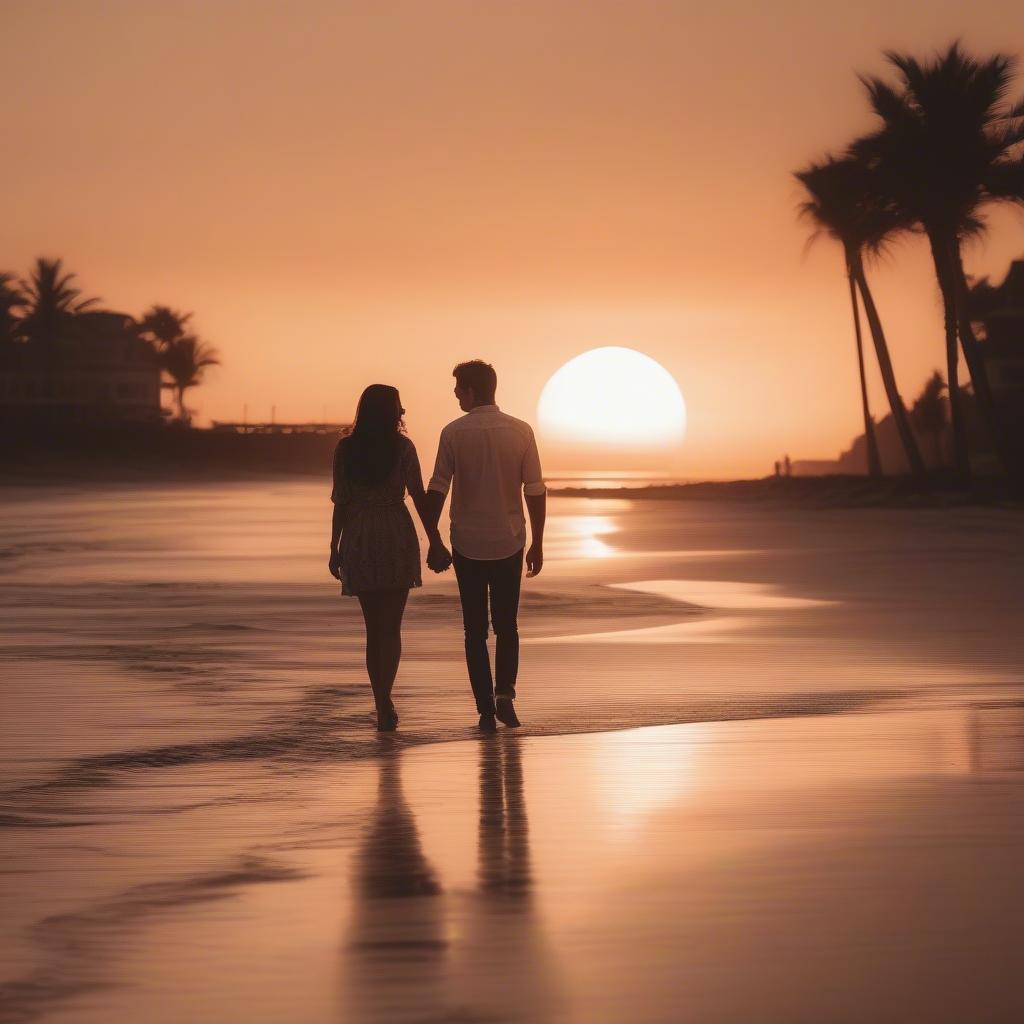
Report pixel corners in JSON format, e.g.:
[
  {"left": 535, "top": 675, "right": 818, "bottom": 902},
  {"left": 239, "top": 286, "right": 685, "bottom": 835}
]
[{"left": 537, "top": 346, "right": 686, "bottom": 448}]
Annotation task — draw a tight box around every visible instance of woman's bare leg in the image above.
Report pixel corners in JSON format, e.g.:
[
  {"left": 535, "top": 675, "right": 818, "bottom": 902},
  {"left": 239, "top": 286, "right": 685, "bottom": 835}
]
[
  {"left": 358, "top": 589, "right": 409, "bottom": 719},
  {"left": 376, "top": 588, "right": 409, "bottom": 704},
  {"left": 358, "top": 593, "right": 386, "bottom": 710}
]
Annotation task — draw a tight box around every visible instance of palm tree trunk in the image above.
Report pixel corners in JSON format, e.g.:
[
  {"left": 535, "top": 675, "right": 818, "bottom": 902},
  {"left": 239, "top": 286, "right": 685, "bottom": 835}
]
[
  {"left": 949, "top": 241, "right": 1020, "bottom": 478},
  {"left": 847, "top": 266, "right": 883, "bottom": 477},
  {"left": 176, "top": 386, "right": 186, "bottom": 422},
  {"left": 927, "top": 234, "right": 970, "bottom": 482},
  {"left": 851, "top": 257, "right": 928, "bottom": 482}
]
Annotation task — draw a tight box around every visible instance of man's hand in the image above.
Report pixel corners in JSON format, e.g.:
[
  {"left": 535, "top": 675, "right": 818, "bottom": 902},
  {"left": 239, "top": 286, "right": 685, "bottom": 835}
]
[
  {"left": 525, "top": 543, "right": 543, "bottom": 578},
  {"left": 427, "top": 541, "right": 452, "bottom": 573},
  {"left": 328, "top": 550, "right": 342, "bottom": 580}
]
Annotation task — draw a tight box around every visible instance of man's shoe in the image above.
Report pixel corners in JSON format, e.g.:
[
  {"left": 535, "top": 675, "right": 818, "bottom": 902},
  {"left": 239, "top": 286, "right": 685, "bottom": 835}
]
[
  {"left": 495, "top": 698, "right": 521, "bottom": 728},
  {"left": 478, "top": 713, "right": 498, "bottom": 733}
]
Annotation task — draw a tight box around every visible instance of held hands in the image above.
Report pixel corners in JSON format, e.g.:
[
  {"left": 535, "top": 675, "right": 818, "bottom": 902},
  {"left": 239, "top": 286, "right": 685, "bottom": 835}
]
[
  {"left": 525, "top": 543, "right": 543, "bottom": 578},
  {"left": 427, "top": 540, "right": 453, "bottom": 574}
]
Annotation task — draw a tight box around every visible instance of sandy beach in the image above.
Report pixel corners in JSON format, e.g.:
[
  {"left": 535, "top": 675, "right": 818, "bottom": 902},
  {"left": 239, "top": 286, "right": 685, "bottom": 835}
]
[{"left": 2, "top": 482, "right": 1023, "bottom": 1022}]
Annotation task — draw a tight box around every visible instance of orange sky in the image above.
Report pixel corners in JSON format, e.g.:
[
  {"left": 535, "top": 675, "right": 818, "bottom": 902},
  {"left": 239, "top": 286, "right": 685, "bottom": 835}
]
[{"left": 4, "top": 1, "right": 1024, "bottom": 477}]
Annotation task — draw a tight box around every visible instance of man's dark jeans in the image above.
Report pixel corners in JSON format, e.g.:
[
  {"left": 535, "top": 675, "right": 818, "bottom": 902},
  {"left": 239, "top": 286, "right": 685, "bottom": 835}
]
[{"left": 452, "top": 548, "right": 524, "bottom": 715}]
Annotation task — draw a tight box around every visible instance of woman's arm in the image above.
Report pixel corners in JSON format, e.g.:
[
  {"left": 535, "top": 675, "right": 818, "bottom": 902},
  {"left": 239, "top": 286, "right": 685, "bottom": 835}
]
[
  {"left": 328, "top": 441, "right": 350, "bottom": 579},
  {"left": 409, "top": 480, "right": 445, "bottom": 547},
  {"left": 407, "top": 467, "right": 445, "bottom": 549},
  {"left": 328, "top": 503, "right": 345, "bottom": 572},
  {"left": 403, "top": 440, "right": 450, "bottom": 570}
]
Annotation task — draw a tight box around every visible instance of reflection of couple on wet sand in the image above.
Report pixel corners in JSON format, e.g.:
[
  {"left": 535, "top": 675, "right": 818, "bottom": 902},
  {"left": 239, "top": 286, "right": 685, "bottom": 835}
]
[
  {"left": 346, "top": 740, "right": 561, "bottom": 1023},
  {"left": 328, "top": 360, "right": 546, "bottom": 733}
]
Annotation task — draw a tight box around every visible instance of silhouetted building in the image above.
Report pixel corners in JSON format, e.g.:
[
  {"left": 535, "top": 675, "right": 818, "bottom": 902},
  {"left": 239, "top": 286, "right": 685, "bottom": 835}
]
[
  {"left": 0, "top": 312, "right": 161, "bottom": 427},
  {"left": 978, "top": 259, "right": 1024, "bottom": 401}
]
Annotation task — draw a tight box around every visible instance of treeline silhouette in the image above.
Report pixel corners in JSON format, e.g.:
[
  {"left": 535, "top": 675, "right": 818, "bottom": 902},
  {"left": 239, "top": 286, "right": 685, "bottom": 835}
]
[
  {"left": 795, "top": 43, "right": 1024, "bottom": 484},
  {"left": 1, "top": 257, "right": 219, "bottom": 423}
]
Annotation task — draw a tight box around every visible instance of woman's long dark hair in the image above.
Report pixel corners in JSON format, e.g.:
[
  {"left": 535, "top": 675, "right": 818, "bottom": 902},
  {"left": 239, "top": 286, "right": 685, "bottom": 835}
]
[{"left": 341, "top": 384, "right": 404, "bottom": 484}]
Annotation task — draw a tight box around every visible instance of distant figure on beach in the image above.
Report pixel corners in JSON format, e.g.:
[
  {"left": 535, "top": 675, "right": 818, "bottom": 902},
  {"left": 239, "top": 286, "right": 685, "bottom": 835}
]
[
  {"left": 328, "top": 384, "right": 449, "bottom": 731},
  {"left": 423, "top": 360, "right": 546, "bottom": 733}
]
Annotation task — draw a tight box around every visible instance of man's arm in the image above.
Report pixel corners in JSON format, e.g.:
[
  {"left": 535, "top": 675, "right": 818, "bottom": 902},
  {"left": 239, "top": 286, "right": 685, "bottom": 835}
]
[
  {"left": 524, "top": 490, "right": 546, "bottom": 577},
  {"left": 424, "top": 430, "right": 455, "bottom": 571},
  {"left": 522, "top": 428, "right": 546, "bottom": 577},
  {"left": 422, "top": 490, "right": 451, "bottom": 572},
  {"left": 402, "top": 441, "right": 446, "bottom": 552}
]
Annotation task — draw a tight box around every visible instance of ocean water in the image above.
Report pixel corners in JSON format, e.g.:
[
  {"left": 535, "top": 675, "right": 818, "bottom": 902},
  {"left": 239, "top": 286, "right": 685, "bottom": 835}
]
[
  {"left": 2, "top": 481, "right": 1023, "bottom": 1021},
  {"left": 2, "top": 480, "right": 1022, "bottom": 798}
]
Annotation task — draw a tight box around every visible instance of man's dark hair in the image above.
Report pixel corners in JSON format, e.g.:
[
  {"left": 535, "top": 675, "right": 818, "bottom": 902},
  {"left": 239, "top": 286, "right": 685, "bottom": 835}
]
[{"left": 452, "top": 360, "right": 497, "bottom": 404}]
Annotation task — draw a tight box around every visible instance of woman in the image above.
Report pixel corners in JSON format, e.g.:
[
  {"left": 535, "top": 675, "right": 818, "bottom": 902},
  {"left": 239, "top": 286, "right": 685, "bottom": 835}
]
[{"left": 328, "top": 385, "right": 448, "bottom": 731}]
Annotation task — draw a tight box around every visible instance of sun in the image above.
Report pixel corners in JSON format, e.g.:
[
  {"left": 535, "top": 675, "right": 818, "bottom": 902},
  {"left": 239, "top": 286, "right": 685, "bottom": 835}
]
[{"left": 537, "top": 346, "right": 686, "bottom": 448}]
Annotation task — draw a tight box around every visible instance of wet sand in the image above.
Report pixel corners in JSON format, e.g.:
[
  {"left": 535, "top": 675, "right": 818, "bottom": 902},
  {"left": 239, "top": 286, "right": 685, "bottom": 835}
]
[
  {"left": 4, "top": 711, "right": 1024, "bottom": 1023},
  {"left": 1, "top": 483, "right": 1023, "bottom": 1021}
]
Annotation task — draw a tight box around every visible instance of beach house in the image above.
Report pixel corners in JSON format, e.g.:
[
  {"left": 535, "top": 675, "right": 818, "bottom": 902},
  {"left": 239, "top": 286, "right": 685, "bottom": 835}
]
[
  {"left": 979, "top": 259, "right": 1024, "bottom": 403},
  {"left": 0, "top": 312, "right": 162, "bottom": 428}
]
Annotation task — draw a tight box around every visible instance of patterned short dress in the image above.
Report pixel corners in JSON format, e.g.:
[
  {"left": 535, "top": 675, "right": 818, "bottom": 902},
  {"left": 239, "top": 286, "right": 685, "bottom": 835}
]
[{"left": 332, "top": 436, "right": 423, "bottom": 597}]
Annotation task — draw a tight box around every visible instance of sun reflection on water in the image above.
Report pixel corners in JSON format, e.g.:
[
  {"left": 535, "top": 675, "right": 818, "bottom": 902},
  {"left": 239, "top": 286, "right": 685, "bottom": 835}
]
[
  {"left": 591, "top": 726, "right": 706, "bottom": 832},
  {"left": 611, "top": 579, "right": 836, "bottom": 609},
  {"left": 551, "top": 514, "right": 619, "bottom": 560}
]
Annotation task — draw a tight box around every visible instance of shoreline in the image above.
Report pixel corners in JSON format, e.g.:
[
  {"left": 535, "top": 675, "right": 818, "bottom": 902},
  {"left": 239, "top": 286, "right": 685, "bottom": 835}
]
[
  {"left": 3, "top": 466, "right": 1022, "bottom": 509},
  {"left": 552, "top": 474, "right": 1024, "bottom": 507}
]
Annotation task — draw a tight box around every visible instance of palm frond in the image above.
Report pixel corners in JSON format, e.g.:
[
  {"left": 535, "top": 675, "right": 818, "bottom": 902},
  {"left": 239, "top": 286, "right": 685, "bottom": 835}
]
[
  {"left": 984, "top": 157, "right": 1024, "bottom": 204},
  {"left": 138, "top": 305, "right": 194, "bottom": 351},
  {"left": 859, "top": 75, "right": 909, "bottom": 124},
  {"left": 849, "top": 43, "right": 1024, "bottom": 238},
  {"left": 159, "top": 334, "right": 221, "bottom": 390},
  {"left": 794, "top": 152, "right": 908, "bottom": 259}
]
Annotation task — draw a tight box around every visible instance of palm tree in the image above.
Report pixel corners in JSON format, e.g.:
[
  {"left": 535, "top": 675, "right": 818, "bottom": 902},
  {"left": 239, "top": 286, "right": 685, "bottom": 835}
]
[
  {"left": 137, "top": 305, "right": 193, "bottom": 353},
  {"left": 795, "top": 155, "right": 926, "bottom": 479},
  {"left": 161, "top": 335, "right": 220, "bottom": 423},
  {"left": 911, "top": 371, "right": 949, "bottom": 467},
  {"left": 17, "top": 257, "right": 100, "bottom": 345},
  {"left": 854, "top": 43, "right": 1024, "bottom": 480},
  {"left": 0, "top": 272, "right": 26, "bottom": 342}
]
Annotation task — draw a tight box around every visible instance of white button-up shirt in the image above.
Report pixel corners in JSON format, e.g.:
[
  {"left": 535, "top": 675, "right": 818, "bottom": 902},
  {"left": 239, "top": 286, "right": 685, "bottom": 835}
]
[{"left": 427, "top": 405, "right": 546, "bottom": 560}]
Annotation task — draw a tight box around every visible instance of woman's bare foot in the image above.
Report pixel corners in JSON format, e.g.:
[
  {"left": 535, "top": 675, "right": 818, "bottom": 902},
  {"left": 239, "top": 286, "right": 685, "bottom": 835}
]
[{"left": 376, "top": 704, "right": 398, "bottom": 731}]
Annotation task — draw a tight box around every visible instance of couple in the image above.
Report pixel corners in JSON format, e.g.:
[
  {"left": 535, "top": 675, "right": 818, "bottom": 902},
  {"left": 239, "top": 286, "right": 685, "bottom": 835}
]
[{"left": 328, "top": 360, "right": 546, "bottom": 733}]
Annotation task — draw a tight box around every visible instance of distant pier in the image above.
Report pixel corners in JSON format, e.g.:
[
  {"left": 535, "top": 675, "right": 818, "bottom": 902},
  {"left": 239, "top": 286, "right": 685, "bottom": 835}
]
[{"left": 210, "top": 421, "right": 349, "bottom": 436}]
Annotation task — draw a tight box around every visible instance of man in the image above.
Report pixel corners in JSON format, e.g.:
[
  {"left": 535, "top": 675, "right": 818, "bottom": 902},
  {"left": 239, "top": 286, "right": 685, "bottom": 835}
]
[{"left": 424, "top": 360, "right": 546, "bottom": 733}]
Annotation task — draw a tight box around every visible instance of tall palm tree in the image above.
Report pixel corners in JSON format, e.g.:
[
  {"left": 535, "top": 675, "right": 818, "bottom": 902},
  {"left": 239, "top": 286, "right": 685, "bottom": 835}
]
[
  {"left": 795, "top": 155, "right": 926, "bottom": 479},
  {"left": 0, "top": 272, "right": 26, "bottom": 342},
  {"left": 854, "top": 43, "right": 1024, "bottom": 480},
  {"left": 17, "top": 257, "right": 100, "bottom": 345},
  {"left": 911, "top": 371, "right": 949, "bottom": 467},
  {"left": 137, "top": 305, "right": 193, "bottom": 353},
  {"left": 161, "top": 335, "right": 220, "bottom": 423}
]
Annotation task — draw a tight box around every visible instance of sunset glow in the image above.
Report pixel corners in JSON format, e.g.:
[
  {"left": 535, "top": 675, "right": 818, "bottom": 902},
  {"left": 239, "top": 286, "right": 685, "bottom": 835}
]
[
  {"left": 5, "top": 5, "right": 1022, "bottom": 476},
  {"left": 537, "top": 346, "right": 686, "bottom": 449}
]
